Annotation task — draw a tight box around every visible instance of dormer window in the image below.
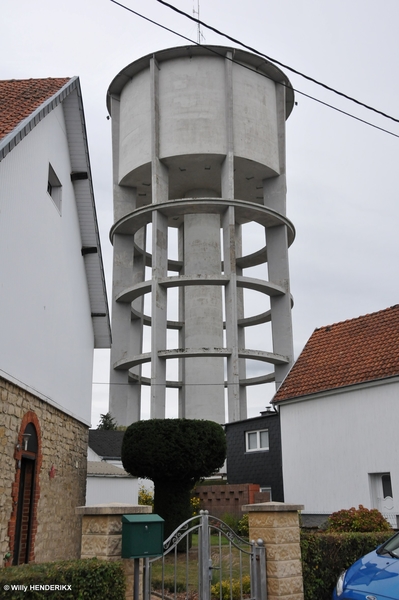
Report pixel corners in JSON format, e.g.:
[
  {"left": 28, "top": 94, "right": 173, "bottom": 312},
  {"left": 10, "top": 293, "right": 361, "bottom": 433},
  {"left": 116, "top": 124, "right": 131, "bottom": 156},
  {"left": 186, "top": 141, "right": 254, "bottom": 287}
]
[{"left": 47, "top": 163, "right": 62, "bottom": 213}]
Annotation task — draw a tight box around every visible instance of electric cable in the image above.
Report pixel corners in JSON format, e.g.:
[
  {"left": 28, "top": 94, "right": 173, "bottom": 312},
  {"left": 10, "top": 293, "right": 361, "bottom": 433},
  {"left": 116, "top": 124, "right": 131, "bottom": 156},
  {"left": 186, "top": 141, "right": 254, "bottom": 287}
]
[
  {"left": 109, "top": 0, "right": 399, "bottom": 139},
  {"left": 154, "top": 0, "right": 399, "bottom": 125}
]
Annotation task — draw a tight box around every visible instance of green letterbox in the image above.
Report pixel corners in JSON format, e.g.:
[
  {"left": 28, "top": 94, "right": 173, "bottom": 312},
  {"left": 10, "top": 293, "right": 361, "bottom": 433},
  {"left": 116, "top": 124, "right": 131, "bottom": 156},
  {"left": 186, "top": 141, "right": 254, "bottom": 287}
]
[{"left": 121, "top": 514, "right": 164, "bottom": 558}]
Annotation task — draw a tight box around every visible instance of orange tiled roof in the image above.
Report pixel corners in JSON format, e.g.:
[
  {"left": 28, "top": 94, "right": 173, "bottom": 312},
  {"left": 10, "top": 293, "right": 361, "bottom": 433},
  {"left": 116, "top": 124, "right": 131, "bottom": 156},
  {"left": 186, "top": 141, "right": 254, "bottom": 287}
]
[
  {"left": 0, "top": 78, "right": 70, "bottom": 140},
  {"left": 274, "top": 304, "right": 399, "bottom": 403}
]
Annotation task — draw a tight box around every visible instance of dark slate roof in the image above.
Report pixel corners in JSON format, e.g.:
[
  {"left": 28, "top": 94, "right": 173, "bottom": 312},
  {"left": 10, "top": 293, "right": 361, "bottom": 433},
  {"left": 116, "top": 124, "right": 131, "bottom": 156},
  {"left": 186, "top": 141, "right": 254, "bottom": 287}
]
[
  {"left": 274, "top": 304, "right": 399, "bottom": 403},
  {"left": 88, "top": 430, "right": 125, "bottom": 459}
]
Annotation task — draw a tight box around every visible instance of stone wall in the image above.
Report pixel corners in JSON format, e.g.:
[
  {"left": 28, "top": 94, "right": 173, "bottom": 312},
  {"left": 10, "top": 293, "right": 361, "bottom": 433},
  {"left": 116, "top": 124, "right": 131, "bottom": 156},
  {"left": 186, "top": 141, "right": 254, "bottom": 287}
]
[
  {"left": 243, "top": 502, "right": 304, "bottom": 600},
  {"left": 0, "top": 376, "right": 88, "bottom": 565},
  {"left": 193, "top": 483, "right": 270, "bottom": 519},
  {"left": 76, "top": 504, "right": 153, "bottom": 600}
]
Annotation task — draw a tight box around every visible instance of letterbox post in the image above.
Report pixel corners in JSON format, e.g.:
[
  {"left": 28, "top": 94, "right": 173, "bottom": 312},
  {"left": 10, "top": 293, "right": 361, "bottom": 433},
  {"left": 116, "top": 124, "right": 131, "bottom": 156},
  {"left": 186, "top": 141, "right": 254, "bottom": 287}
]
[
  {"left": 76, "top": 504, "right": 153, "bottom": 600},
  {"left": 121, "top": 514, "right": 164, "bottom": 559}
]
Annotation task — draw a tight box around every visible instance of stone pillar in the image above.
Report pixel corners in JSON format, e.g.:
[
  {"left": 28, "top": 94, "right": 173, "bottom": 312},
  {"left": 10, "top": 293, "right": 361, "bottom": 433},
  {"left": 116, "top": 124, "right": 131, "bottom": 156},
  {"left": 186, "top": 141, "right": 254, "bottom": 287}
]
[
  {"left": 242, "top": 501, "right": 304, "bottom": 600},
  {"left": 75, "top": 504, "right": 152, "bottom": 600}
]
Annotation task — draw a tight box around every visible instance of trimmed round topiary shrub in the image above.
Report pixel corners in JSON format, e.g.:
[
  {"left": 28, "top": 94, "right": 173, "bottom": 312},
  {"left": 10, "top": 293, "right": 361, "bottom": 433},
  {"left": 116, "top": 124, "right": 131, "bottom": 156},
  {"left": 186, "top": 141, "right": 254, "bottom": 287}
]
[
  {"left": 122, "top": 418, "right": 226, "bottom": 539},
  {"left": 325, "top": 505, "right": 392, "bottom": 532}
]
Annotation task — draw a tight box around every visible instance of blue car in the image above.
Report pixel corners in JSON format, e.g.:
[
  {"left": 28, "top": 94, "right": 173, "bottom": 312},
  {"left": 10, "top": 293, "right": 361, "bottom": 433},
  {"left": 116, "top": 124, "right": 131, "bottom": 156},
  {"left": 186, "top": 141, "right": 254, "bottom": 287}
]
[{"left": 333, "top": 531, "right": 399, "bottom": 600}]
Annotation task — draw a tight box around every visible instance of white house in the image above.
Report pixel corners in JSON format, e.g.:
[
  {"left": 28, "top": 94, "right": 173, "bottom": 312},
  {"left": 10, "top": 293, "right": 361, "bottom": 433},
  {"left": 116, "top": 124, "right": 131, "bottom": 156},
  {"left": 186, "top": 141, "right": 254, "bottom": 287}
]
[
  {"left": 87, "top": 430, "right": 138, "bottom": 505},
  {"left": 273, "top": 305, "right": 399, "bottom": 528},
  {"left": 0, "top": 77, "right": 111, "bottom": 565}
]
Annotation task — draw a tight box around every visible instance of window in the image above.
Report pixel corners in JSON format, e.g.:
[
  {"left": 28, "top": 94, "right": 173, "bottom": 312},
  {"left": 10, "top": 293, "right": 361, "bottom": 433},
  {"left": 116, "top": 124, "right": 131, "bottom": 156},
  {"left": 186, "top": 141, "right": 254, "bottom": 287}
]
[
  {"left": 246, "top": 429, "right": 269, "bottom": 452},
  {"left": 47, "top": 163, "right": 62, "bottom": 213},
  {"left": 260, "top": 486, "right": 272, "bottom": 500},
  {"left": 382, "top": 474, "right": 393, "bottom": 499}
]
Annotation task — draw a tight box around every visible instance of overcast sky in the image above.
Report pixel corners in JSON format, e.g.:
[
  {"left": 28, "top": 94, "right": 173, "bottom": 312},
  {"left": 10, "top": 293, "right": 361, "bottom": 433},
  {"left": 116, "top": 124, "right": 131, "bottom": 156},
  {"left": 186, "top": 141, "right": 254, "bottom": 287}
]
[{"left": 4, "top": 0, "right": 399, "bottom": 427}]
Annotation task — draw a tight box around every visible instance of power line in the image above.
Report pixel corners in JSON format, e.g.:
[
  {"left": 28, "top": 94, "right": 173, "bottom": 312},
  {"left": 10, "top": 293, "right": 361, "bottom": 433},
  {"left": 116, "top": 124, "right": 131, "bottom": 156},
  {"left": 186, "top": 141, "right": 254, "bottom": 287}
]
[
  {"left": 109, "top": 0, "right": 399, "bottom": 139},
  {"left": 93, "top": 381, "right": 269, "bottom": 386},
  {"left": 154, "top": 0, "right": 399, "bottom": 126}
]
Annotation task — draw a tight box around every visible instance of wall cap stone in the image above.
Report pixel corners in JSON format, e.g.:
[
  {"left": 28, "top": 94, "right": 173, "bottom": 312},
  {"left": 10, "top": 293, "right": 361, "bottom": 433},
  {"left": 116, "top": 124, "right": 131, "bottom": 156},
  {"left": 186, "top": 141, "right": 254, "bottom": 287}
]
[
  {"left": 76, "top": 504, "right": 152, "bottom": 515},
  {"left": 242, "top": 502, "right": 304, "bottom": 512}
]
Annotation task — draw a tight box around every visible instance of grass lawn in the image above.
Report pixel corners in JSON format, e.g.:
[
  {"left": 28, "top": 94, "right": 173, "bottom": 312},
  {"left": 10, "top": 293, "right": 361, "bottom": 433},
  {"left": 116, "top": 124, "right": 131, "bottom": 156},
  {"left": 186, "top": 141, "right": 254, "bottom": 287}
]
[{"left": 150, "top": 533, "right": 252, "bottom": 595}]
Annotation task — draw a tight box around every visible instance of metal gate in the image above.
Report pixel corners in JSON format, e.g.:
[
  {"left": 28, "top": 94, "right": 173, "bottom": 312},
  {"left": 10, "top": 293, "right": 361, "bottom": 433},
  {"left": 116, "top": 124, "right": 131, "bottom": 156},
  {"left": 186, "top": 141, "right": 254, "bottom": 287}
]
[{"left": 143, "top": 510, "right": 266, "bottom": 600}]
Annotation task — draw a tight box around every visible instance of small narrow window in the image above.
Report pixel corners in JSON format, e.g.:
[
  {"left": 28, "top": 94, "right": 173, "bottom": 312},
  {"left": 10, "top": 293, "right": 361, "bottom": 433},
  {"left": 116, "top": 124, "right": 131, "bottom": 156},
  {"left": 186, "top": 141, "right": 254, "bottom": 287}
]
[
  {"left": 245, "top": 429, "right": 269, "bottom": 452},
  {"left": 47, "top": 163, "right": 62, "bottom": 214},
  {"left": 382, "top": 474, "right": 393, "bottom": 499}
]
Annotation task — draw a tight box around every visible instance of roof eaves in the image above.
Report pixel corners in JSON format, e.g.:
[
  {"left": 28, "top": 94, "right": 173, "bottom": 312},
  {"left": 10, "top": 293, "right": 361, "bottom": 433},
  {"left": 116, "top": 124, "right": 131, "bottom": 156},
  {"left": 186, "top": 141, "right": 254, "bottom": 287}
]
[
  {"left": 99, "top": 456, "right": 122, "bottom": 461},
  {"left": 64, "top": 79, "right": 111, "bottom": 348},
  {"left": 224, "top": 411, "right": 278, "bottom": 427},
  {"left": 87, "top": 473, "right": 130, "bottom": 478},
  {"left": 0, "top": 77, "right": 77, "bottom": 162},
  {"left": 273, "top": 373, "right": 399, "bottom": 405}
]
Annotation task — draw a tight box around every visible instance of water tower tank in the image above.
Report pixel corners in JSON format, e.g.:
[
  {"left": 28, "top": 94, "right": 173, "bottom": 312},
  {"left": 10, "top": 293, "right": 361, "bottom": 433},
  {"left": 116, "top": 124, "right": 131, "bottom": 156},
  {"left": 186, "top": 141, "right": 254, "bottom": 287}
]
[{"left": 107, "top": 45, "right": 295, "bottom": 425}]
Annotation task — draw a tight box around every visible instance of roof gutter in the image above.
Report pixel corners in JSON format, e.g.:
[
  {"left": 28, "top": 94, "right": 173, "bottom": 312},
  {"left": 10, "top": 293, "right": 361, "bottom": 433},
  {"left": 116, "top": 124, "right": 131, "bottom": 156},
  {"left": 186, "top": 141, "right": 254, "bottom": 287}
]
[{"left": 274, "top": 374, "right": 399, "bottom": 406}]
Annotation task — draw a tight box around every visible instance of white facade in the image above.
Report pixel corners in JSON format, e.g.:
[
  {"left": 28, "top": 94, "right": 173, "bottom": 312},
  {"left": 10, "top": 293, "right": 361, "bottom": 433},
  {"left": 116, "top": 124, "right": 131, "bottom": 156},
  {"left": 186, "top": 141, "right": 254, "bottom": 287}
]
[
  {"left": 86, "top": 461, "right": 138, "bottom": 506},
  {"left": 86, "top": 448, "right": 138, "bottom": 506},
  {"left": 279, "top": 378, "right": 399, "bottom": 525},
  {"left": 0, "top": 80, "right": 110, "bottom": 425}
]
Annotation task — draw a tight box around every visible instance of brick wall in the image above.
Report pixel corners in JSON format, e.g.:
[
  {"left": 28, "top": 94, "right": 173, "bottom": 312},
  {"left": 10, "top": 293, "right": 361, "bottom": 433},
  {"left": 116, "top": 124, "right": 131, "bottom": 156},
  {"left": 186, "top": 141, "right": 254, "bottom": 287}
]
[
  {"left": 193, "top": 483, "right": 270, "bottom": 519},
  {"left": 0, "top": 376, "right": 88, "bottom": 565}
]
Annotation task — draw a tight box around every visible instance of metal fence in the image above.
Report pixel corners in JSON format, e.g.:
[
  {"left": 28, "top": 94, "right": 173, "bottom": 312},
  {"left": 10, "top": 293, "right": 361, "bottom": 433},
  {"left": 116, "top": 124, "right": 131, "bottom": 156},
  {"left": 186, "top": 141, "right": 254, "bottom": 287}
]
[{"left": 143, "top": 510, "right": 266, "bottom": 600}]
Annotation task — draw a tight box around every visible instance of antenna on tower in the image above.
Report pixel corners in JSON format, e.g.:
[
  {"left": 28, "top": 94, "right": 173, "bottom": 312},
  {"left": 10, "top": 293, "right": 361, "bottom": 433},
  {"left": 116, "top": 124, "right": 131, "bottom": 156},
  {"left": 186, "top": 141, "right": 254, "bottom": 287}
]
[{"left": 193, "top": 0, "right": 204, "bottom": 44}]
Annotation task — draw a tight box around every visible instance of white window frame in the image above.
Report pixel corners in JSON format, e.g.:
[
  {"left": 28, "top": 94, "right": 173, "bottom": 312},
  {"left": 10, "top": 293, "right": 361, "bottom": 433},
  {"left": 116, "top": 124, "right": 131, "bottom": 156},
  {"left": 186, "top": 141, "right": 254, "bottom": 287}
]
[
  {"left": 245, "top": 429, "right": 269, "bottom": 452},
  {"left": 260, "top": 486, "right": 272, "bottom": 500}
]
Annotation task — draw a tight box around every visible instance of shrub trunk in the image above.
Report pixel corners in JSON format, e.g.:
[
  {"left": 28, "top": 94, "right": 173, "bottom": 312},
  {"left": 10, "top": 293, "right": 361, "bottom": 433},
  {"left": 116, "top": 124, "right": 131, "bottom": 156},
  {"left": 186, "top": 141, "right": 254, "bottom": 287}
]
[{"left": 154, "top": 479, "right": 193, "bottom": 542}]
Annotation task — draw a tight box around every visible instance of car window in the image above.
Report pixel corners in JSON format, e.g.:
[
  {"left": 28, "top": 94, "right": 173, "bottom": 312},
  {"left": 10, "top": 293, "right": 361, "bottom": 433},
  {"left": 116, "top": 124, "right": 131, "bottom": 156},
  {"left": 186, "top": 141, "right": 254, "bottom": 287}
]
[{"left": 380, "top": 532, "right": 399, "bottom": 557}]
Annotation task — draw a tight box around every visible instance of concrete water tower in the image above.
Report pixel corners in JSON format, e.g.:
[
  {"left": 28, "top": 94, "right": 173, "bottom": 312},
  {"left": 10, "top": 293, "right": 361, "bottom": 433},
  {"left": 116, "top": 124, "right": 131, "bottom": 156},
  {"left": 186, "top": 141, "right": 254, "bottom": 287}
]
[{"left": 107, "top": 45, "right": 295, "bottom": 426}]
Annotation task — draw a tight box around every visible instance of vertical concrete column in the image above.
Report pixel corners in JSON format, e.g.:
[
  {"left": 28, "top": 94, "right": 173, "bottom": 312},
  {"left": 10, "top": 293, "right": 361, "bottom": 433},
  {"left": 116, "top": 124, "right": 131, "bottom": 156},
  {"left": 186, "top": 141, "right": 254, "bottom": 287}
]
[
  {"left": 109, "top": 233, "right": 137, "bottom": 425},
  {"left": 242, "top": 502, "right": 304, "bottom": 600},
  {"left": 128, "top": 226, "right": 146, "bottom": 421},
  {"left": 265, "top": 224, "right": 294, "bottom": 388},
  {"left": 150, "top": 56, "right": 169, "bottom": 418},
  {"left": 223, "top": 206, "right": 241, "bottom": 422},
  {"left": 221, "top": 52, "right": 234, "bottom": 201},
  {"left": 109, "top": 95, "right": 141, "bottom": 426},
  {"left": 235, "top": 224, "right": 247, "bottom": 413},
  {"left": 111, "top": 96, "right": 137, "bottom": 224},
  {"left": 222, "top": 51, "right": 246, "bottom": 422},
  {"left": 151, "top": 209, "right": 168, "bottom": 418},
  {"left": 262, "top": 84, "right": 288, "bottom": 217},
  {"left": 110, "top": 226, "right": 146, "bottom": 425},
  {"left": 183, "top": 209, "right": 224, "bottom": 422},
  {"left": 263, "top": 83, "right": 294, "bottom": 388},
  {"left": 76, "top": 504, "right": 152, "bottom": 600},
  {"left": 178, "top": 224, "right": 186, "bottom": 417}
]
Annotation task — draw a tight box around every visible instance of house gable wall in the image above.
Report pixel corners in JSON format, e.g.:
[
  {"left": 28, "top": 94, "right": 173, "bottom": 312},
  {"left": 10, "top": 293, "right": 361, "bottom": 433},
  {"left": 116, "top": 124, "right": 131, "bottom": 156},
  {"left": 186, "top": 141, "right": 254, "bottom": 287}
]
[
  {"left": 280, "top": 379, "right": 399, "bottom": 515},
  {"left": 0, "top": 103, "right": 94, "bottom": 424}
]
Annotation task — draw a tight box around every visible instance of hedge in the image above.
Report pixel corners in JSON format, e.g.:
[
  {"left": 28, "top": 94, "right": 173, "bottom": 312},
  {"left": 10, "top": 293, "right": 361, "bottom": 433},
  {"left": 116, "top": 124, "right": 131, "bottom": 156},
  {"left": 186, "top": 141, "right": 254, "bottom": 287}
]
[
  {"left": 0, "top": 558, "right": 125, "bottom": 600},
  {"left": 122, "top": 418, "right": 226, "bottom": 539},
  {"left": 301, "top": 530, "right": 393, "bottom": 600}
]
